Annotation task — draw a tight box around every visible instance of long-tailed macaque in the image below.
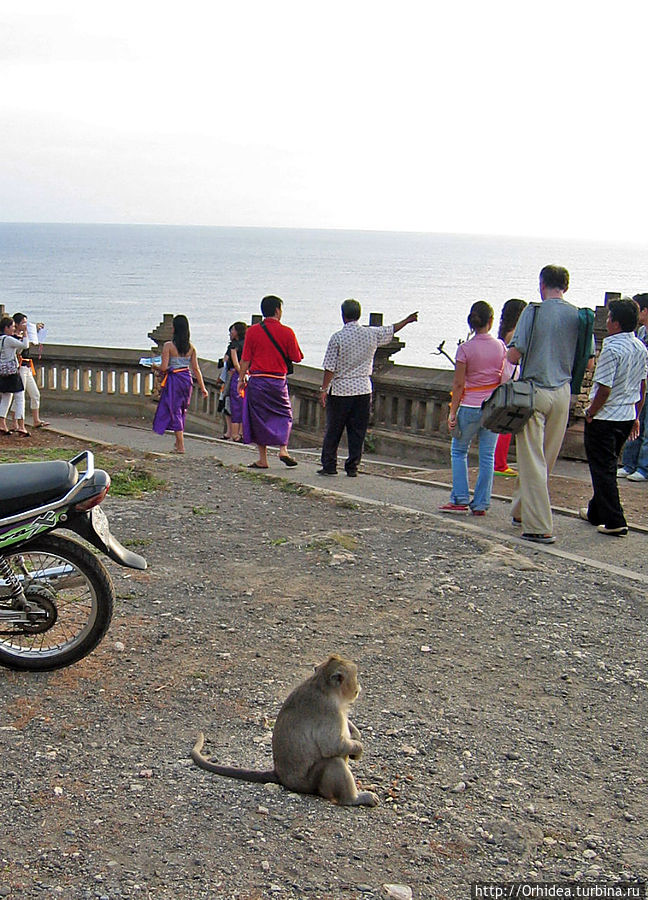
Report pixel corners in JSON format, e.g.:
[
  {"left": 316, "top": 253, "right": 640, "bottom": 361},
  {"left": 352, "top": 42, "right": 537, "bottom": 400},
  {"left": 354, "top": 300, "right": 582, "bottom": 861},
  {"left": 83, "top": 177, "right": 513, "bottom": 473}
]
[{"left": 191, "top": 654, "right": 379, "bottom": 807}]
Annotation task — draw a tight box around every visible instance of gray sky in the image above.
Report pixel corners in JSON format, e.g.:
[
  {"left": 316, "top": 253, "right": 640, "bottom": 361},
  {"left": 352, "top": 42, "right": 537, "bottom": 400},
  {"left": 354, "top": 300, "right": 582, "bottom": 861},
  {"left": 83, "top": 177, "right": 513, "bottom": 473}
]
[{"left": 2, "top": 1, "right": 647, "bottom": 240}]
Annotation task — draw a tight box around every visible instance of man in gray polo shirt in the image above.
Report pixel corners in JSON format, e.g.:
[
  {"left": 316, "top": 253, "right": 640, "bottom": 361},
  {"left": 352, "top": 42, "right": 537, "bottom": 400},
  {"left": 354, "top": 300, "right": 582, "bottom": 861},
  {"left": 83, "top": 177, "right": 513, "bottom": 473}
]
[{"left": 507, "top": 265, "right": 582, "bottom": 544}]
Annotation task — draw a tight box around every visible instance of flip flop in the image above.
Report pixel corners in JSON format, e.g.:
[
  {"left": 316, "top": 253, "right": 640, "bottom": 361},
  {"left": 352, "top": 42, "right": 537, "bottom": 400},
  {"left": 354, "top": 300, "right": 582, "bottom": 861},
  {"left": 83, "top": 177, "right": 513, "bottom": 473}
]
[
  {"left": 279, "top": 455, "right": 298, "bottom": 467},
  {"left": 33, "top": 422, "right": 50, "bottom": 428},
  {"left": 247, "top": 462, "right": 269, "bottom": 469},
  {"left": 0, "top": 429, "right": 11, "bottom": 436},
  {"left": 17, "top": 431, "right": 31, "bottom": 438}
]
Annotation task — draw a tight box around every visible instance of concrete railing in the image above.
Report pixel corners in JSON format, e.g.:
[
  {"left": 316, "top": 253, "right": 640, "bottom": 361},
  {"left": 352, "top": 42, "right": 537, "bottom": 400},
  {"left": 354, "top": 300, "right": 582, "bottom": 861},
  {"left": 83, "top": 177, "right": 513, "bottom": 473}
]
[
  {"left": 35, "top": 344, "right": 457, "bottom": 463},
  {"left": 34, "top": 292, "right": 615, "bottom": 465}
]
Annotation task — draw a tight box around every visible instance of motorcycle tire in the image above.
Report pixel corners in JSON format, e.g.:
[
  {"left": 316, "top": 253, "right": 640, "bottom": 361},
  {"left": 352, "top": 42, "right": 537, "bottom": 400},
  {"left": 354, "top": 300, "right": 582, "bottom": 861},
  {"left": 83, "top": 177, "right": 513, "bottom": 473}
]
[{"left": 0, "top": 533, "right": 115, "bottom": 671}]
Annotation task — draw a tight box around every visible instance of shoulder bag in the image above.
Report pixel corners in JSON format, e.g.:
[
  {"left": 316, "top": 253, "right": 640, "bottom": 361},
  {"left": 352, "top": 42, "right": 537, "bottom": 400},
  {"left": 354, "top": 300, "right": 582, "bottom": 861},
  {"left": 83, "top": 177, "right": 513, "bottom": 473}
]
[
  {"left": 0, "top": 337, "right": 19, "bottom": 377},
  {"left": 260, "top": 322, "right": 294, "bottom": 375},
  {"left": 479, "top": 304, "right": 540, "bottom": 435}
]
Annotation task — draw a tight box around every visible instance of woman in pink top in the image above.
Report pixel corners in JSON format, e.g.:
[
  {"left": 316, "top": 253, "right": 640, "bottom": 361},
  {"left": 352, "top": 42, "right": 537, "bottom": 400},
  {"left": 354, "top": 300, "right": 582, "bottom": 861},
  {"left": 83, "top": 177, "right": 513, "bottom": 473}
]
[{"left": 440, "top": 301, "right": 506, "bottom": 515}]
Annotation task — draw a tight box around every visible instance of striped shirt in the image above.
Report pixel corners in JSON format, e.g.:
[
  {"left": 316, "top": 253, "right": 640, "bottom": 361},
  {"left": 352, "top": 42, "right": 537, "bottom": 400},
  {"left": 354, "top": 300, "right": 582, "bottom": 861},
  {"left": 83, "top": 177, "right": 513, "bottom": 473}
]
[{"left": 589, "top": 332, "right": 648, "bottom": 421}]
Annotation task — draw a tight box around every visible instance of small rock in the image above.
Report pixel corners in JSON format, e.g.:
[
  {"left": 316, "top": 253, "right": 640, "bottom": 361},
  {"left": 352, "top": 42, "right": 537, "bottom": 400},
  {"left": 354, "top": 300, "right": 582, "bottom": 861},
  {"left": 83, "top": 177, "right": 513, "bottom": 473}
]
[
  {"left": 582, "top": 849, "right": 597, "bottom": 859},
  {"left": 451, "top": 781, "right": 466, "bottom": 793},
  {"left": 114, "top": 641, "right": 125, "bottom": 652},
  {"left": 383, "top": 885, "right": 413, "bottom": 900}
]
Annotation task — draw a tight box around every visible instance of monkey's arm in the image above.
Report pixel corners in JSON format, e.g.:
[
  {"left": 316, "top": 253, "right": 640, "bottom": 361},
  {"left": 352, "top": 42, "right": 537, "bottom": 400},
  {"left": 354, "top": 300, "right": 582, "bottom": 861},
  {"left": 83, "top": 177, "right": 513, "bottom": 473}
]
[{"left": 347, "top": 721, "right": 362, "bottom": 759}]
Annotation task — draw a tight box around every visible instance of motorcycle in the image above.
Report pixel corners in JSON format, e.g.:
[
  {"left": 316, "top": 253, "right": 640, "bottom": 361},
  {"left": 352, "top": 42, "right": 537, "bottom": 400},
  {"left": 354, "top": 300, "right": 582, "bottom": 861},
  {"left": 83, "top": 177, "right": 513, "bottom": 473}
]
[{"left": 0, "top": 450, "right": 147, "bottom": 671}]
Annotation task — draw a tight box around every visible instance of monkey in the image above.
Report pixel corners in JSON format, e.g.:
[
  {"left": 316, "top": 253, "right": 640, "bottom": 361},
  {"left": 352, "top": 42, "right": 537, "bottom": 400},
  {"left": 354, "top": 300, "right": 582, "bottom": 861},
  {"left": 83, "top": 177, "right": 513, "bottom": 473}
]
[{"left": 191, "top": 653, "right": 379, "bottom": 807}]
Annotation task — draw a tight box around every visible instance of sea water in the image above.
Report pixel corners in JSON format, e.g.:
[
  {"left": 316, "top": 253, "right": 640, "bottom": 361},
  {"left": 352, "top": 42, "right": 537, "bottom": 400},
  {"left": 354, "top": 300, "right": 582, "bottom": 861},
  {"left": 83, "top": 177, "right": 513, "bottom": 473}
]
[{"left": 2, "top": 223, "right": 647, "bottom": 369}]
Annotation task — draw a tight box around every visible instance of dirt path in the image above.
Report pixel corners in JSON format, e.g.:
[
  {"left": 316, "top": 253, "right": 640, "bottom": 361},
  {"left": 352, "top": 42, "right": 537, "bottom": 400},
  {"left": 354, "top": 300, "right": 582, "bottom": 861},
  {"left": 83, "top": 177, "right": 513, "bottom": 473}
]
[{"left": 1, "top": 446, "right": 646, "bottom": 899}]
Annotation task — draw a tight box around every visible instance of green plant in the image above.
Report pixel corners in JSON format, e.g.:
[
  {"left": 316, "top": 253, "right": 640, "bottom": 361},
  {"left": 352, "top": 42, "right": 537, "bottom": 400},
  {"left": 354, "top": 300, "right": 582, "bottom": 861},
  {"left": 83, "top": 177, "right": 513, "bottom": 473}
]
[
  {"left": 363, "top": 431, "right": 376, "bottom": 453},
  {"left": 109, "top": 466, "right": 166, "bottom": 498}
]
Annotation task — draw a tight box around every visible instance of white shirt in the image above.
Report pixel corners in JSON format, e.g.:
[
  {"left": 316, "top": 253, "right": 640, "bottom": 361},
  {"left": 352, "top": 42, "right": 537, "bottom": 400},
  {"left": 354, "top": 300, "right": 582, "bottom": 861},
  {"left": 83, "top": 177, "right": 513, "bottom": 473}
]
[
  {"left": 322, "top": 321, "right": 394, "bottom": 396},
  {"left": 590, "top": 331, "right": 648, "bottom": 421}
]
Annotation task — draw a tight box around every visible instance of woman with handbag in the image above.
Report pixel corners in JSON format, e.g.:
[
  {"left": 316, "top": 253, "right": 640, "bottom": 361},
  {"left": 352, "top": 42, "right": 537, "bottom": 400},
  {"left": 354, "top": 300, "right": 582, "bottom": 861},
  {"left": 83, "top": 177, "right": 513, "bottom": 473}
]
[
  {"left": 0, "top": 316, "right": 30, "bottom": 436},
  {"left": 439, "top": 301, "right": 506, "bottom": 516}
]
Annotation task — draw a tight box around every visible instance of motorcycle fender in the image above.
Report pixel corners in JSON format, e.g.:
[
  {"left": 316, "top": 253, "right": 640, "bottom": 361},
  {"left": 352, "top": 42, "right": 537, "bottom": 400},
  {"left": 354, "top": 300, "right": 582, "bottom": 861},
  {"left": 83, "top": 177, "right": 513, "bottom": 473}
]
[{"left": 67, "top": 507, "right": 148, "bottom": 570}]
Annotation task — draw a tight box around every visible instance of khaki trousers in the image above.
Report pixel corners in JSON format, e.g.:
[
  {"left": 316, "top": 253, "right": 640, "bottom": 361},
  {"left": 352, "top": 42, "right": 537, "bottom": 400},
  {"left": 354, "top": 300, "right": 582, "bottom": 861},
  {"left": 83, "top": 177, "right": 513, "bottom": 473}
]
[{"left": 511, "top": 382, "right": 571, "bottom": 536}]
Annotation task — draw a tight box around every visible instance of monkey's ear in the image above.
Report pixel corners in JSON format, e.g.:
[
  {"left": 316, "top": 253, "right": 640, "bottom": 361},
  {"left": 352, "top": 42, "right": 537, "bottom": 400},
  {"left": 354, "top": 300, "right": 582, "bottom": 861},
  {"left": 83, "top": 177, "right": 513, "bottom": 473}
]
[{"left": 329, "top": 670, "right": 344, "bottom": 686}]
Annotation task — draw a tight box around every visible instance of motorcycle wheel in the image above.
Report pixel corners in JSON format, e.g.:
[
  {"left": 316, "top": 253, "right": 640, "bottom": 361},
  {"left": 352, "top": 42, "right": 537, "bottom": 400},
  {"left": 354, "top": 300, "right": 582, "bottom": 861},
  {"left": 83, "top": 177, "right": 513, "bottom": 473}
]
[{"left": 0, "top": 533, "right": 115, "bottom": 671}]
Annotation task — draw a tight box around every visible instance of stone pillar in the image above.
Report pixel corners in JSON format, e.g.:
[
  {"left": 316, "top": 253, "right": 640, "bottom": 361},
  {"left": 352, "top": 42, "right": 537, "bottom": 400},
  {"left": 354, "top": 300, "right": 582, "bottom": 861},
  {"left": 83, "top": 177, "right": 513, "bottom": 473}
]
[
  {"left": 370, "top": 312, "right": 405, "bottom": 372},
  {"left": 148, "top": 314, "right": 174, "bottom": 353}
]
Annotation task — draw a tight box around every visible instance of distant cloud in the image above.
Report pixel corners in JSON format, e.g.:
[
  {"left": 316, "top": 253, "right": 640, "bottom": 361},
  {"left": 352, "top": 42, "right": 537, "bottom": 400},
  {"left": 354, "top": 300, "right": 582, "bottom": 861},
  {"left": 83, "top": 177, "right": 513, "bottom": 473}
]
[{"left": 0, "top": 13, "right": 133, "bottom": 63}]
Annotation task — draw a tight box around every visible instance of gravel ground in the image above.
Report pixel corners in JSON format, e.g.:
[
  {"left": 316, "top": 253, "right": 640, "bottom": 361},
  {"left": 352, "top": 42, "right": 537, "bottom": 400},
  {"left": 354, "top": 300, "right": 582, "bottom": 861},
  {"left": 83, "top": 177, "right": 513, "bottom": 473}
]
[{"left": 1, "top": 451, "right": 647, "bottom": 900}]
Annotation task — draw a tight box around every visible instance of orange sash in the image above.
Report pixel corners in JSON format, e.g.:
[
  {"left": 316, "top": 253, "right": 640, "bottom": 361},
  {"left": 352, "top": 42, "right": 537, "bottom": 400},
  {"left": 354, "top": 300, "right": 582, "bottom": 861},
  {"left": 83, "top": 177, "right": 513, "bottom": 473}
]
[{"left": 160, "top": 367, "right": 190, "bottom": 387}]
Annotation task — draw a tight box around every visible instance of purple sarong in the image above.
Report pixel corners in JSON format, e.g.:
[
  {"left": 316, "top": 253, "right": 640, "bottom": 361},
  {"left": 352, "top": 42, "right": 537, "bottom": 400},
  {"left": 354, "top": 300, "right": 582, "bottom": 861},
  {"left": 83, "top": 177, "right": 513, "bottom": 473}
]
[
  {"left": 242, "top": 376, "right": 292, "bottom": 447},
  {"left": 152, "top": 369, "right": 193, "bottom": 434},
  {"left": 229, "top": 371, "right": 243, "bottom": 424}
]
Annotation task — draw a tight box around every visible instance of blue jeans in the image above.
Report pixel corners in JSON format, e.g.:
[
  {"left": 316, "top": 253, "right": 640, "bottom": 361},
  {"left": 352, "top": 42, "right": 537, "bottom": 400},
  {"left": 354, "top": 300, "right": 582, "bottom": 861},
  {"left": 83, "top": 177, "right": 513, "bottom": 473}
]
[
  {"left": 621, "top": 402, "right": 648, "bottom": 476},
  {"left": 450, "top": 406, "right": 498, "bottom": 511}
]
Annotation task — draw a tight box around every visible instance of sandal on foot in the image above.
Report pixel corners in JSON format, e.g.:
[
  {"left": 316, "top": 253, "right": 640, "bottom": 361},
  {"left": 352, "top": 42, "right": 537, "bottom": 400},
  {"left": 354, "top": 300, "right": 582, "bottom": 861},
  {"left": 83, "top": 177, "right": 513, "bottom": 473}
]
[
  {"left": 17, "top": 430, "right": 31, "bottom": 438},
  {"left": 33, "top": 422, "right": 50, "bottom": 428},
  {"left": 247, "top": 462, "right": 269, "bottom": 469},
  {"left": 279, "top": 455, "right": 298, "bottom": 467}
]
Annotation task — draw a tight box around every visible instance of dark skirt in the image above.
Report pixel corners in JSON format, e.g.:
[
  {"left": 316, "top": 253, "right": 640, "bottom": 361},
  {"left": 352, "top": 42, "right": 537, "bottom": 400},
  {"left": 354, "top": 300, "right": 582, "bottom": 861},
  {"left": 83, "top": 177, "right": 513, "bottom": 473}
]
[
  {"left": 243, "top": 376, "right": 292, "bottom": 447},
  {"left": 229, "top": 371, "right": 243, "bottom": 424},
  {"left": 152, "top": 369, "right": 193, "bottom": 434},
  {"left": 0, "top": 373, "right": 24, "bottom": 393}
]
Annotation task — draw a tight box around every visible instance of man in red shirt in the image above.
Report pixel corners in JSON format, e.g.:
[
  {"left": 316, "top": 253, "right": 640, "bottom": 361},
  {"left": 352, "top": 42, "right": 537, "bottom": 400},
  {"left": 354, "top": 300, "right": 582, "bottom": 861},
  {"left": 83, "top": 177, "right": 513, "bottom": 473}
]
[{"left": 238, "top": 295, "right": 303, "bottom": 469}]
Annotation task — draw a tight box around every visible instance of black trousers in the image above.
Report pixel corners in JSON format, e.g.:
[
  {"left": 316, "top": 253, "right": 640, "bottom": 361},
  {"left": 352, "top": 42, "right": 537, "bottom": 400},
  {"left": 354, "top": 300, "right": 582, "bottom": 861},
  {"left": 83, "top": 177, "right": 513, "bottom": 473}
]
[
  {"left": 584, "top": 418, "right": 634, "bottom": 529},
  {"left": 321, "top": 393, "right": 371, "bottom": 474}
]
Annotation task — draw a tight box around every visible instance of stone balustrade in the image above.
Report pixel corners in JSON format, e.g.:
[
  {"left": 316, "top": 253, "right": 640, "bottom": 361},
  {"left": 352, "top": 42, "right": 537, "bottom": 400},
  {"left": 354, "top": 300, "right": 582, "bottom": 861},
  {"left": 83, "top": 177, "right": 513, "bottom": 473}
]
[{"left": 28, "top": 296, "right": 616, "bottom": 465}]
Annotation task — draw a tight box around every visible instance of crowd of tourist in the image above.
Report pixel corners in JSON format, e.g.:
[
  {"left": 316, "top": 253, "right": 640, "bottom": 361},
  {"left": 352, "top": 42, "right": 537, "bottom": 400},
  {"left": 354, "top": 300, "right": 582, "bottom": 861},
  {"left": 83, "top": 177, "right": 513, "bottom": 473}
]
[
  {"left": 12, "top": 267, "right": 644, "bottom": 544},
  {"left": 148, "top": 268, "right": 647, "bottom": 541}
]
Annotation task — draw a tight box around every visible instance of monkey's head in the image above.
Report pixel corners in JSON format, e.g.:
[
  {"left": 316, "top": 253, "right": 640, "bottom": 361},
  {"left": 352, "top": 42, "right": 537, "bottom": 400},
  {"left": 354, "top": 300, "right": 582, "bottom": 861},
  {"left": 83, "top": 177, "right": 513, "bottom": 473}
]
[{"left": 314, "top": 654, "right": 360, "bottom": 704}]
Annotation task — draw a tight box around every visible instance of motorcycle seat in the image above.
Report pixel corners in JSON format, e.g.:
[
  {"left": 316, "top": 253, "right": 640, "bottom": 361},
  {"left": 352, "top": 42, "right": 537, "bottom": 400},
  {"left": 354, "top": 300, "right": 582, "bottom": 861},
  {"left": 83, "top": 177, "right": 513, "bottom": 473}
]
[{"left": 0, "top": 461, "right": 78, "bottom": 518}]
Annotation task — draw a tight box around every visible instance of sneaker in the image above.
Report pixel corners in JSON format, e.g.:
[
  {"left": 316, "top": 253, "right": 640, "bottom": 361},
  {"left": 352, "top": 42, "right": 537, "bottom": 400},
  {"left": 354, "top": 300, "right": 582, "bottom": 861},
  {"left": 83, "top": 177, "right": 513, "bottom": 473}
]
[
  {"left": 579, "top": 507, "right": 592, "bottom": 523},
  {"left": 521, "top": 533, "right": 556, "bottom": 544},
  {"left": 346, "top": 470, "right": 358, "bottom": 478},
  {"left": 438, "top": 503, "right": 469, "bottom": 513},
  {"left": 597, "top": 524, "right": 628, "bottom": 536},
  {"left": 511, "top": 517, "right": 522, "bottom": 527},
  {"left": 316, "top": 468, "right": 337, "bottom": 476},
  {"left": 627, "top": 471, "right": 648, "bottom": 482},
  {"left": 471, "top": 509, "right": 486, "bottom": 516},
  {"left": 494, "top": 467, "right": 517, "bottom": 477},
  {"left": 616, "top": 467, "right": 632, "bottom": 478}
]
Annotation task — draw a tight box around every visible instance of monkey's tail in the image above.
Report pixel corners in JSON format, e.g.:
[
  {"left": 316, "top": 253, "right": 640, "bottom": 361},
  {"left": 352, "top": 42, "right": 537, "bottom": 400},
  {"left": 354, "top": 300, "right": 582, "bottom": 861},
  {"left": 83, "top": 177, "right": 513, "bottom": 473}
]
[{"left": 190, "top": 732, "right": 280, "bottom": 784}]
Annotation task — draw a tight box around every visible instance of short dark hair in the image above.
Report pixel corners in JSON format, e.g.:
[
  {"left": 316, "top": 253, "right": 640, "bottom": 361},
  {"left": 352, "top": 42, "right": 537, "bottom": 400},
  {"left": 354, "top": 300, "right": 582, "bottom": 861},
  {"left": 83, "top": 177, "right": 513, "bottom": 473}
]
[
  {"left": 341, "top": 299, "right": 361, "bottom": 321},
  {"left": 0, "top": 316, "right": 14, "bottom": 333},
  {"left": 632, "top": 293, "right": 648, "bottom": 312},
  {"left": 467, "top": 300, "right": 494, "bottom": 331},
  {"left": 540, "top": 265, "right": 569, "bottom": 292},
  {"left": 608, "top": 297, "right": 639, "bottom": 333},
  {"left": 12, "top": 313, "right": 26, "bottom": 325},
  {"left": 261, "top": 295, "right": 282, "bottom": 318}
]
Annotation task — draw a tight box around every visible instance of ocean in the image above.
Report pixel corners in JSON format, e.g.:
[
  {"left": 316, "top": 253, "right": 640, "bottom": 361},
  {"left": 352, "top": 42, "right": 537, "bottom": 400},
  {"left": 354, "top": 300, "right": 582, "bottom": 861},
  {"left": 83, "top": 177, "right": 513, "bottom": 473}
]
[{"left": 2, "top": 223, "right": 648, "bottom": 370}]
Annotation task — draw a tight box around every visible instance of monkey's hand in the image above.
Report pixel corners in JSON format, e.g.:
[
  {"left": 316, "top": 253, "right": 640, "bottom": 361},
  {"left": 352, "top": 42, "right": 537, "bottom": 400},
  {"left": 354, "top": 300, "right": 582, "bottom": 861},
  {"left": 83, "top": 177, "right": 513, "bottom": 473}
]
[
  {"left": 348, "top": 739, "right": 363, "bottom": 761},
  {"left": 348, "top": 720, "right": 361, "bottom": 741}
]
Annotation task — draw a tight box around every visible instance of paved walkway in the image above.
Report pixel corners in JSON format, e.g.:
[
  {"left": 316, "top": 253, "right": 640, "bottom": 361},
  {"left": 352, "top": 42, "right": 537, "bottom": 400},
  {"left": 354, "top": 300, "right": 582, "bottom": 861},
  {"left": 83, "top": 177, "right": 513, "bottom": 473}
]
[{"left": 47, "top": 414, "right": 648, "bottom": 585}]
